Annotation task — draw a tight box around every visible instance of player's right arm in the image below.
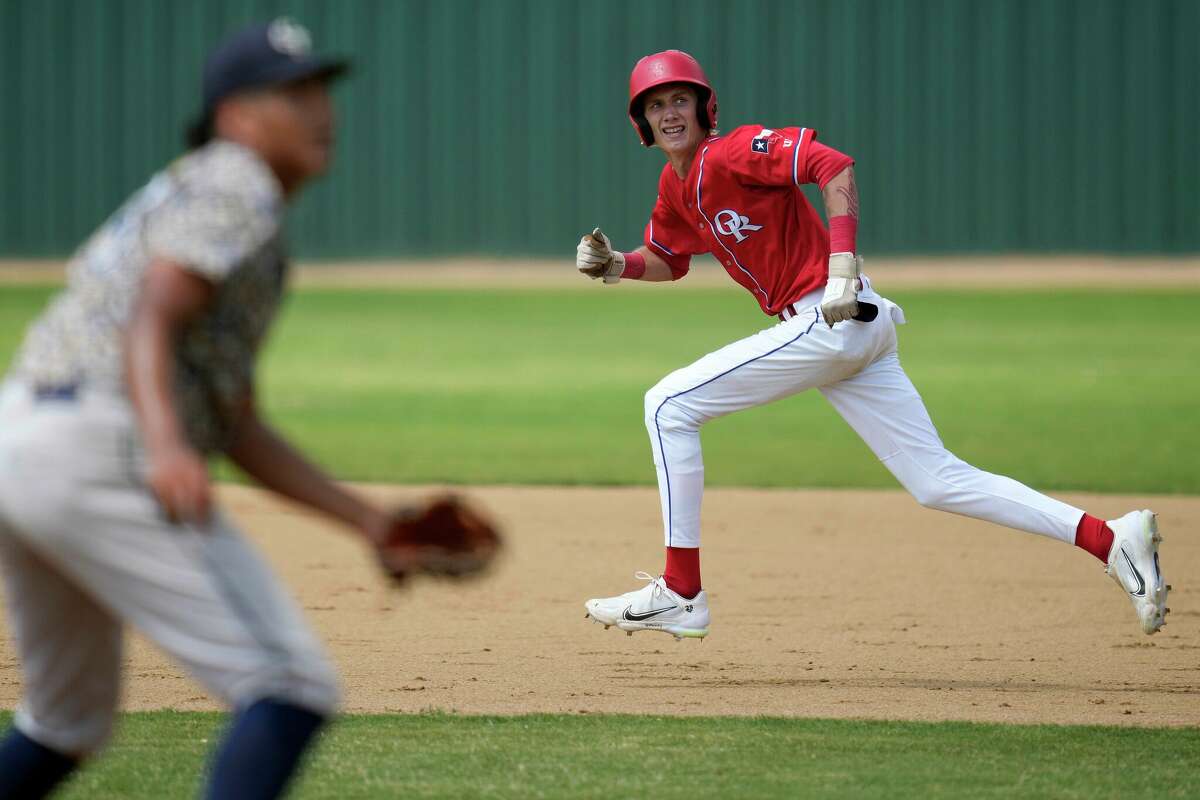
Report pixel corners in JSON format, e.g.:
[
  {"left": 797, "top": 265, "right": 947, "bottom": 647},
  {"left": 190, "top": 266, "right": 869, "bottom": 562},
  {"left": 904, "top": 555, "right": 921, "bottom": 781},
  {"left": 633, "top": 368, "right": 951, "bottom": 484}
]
[
  {"left": 575, "top": 173, "right": 702, "bottom": 284},
  {"left": 638, "top": 181, "right": 701, "bottom": 281},
  {"left": 224, "top": 402, "right": 392, "bottom": 545},
  {"left": 575, "top": 235, "right": 678, "bottom": 283},
  {"left": 123, "top": 259, "right": 216, "bottom": 524},
  {"left": 630, "top": 246, "right": 677, "bottom": 281}
]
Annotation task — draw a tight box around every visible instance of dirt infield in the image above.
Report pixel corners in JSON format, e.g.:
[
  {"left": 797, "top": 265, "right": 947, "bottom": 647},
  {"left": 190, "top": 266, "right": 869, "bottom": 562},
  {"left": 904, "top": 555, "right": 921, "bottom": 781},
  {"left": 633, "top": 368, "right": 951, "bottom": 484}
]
[
  {"left": 4, "top": 256, "right": 1200, "bottom": 289},
  {"left": 1, "top": 484, "right": 1194, "bottom": 727}
]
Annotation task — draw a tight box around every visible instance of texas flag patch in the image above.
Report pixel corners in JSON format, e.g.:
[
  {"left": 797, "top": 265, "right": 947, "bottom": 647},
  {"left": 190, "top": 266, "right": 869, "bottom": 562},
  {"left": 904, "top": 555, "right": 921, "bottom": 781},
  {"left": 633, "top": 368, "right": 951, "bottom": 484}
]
[{"left": 751, "top": 128, "right": 774, "bottom": 154}]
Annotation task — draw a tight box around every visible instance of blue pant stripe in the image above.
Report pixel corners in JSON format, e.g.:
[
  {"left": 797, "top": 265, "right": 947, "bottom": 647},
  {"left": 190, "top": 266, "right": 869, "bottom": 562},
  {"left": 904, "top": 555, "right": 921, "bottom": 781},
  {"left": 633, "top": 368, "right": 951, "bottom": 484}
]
[{"left": 654, "top": 310, "right": 820, "bottom": 545}]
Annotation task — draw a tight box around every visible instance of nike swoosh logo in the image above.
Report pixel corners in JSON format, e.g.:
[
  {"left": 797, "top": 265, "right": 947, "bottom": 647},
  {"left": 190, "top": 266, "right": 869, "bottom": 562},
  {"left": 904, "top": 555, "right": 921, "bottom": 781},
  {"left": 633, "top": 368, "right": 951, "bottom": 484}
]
[
  {"left": 1120, "top": 549, "right": 1146, "bottom": 597},
  {"left": 623, "top": 605, "right": 676, "bottom": 622}
]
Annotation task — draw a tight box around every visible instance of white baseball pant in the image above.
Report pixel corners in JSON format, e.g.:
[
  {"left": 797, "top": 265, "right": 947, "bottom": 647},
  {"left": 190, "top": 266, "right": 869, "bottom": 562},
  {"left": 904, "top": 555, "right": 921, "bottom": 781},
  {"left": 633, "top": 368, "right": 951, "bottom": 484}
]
[
  {"left": 0, "top": 381, "right": 339, "bottom": 756},
  {"left": 645, "top": 282, "right": 1085, "bottom": 548}
]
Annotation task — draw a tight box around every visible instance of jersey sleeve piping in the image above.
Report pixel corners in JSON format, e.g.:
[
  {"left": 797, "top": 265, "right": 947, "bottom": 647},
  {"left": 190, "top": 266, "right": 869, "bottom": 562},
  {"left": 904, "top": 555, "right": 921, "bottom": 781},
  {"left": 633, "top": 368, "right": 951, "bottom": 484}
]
[{"left": 792, "top": 127, "right": 809, "bottom": 188}]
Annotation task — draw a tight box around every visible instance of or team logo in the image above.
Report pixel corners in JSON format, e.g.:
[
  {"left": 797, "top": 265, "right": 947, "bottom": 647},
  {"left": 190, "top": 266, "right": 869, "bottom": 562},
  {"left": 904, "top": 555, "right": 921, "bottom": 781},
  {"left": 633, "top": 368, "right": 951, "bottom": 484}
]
[
  {"left": 714, "top": 209, "right": 763, "bottom": 243},
  {"left": 268, "top": 17, "right": 312, "bottom": 57},
  {"left": 1118, "top": 548, "right": 1147, "bottom": 596},
  {"left": 623, "top": 605, "right": 673, "bottom": 621},
  {"left": 751, "top": 127, "right": 774, "bottom": 154}
]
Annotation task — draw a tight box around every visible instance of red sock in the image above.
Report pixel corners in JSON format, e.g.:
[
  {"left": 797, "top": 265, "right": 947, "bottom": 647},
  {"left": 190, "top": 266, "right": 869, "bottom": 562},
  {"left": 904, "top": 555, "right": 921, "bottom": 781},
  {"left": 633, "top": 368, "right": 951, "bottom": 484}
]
[
  {"left": 664, "top": 547, "right": 701, "bottom": 599},
  {"left": 1075, "top": 513, "right": 1114, "bottom": 563}
]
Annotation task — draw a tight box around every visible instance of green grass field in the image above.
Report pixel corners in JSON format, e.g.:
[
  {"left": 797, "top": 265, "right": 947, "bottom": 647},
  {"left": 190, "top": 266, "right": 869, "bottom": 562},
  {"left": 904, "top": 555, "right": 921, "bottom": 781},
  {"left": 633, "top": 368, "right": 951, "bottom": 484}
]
[
  {"left": 1, "top": 282, "right": 1198, "bottom": 797},
  {"left": 2, "top": 284, "right": 1197, "bottom": 492},
  {"left": 7, "top": 711, "right": 1194, "bottom": 799}
]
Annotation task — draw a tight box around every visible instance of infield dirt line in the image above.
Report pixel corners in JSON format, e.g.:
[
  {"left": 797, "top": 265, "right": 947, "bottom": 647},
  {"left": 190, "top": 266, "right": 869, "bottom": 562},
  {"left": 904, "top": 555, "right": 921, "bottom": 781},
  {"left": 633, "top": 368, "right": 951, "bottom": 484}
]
[
  {"left": 2, "top": 484, "right": 1193, "bottom": 727},
  {"left": 3, "top": 256, "right": 1199, "bottom": 289}
]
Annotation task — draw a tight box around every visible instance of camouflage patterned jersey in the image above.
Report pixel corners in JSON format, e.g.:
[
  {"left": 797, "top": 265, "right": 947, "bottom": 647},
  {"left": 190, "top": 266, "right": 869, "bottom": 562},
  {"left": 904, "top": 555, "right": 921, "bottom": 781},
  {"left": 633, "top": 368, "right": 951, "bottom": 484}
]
[{"left": 9, "top": 140, "right": 287, "bottom": 453}]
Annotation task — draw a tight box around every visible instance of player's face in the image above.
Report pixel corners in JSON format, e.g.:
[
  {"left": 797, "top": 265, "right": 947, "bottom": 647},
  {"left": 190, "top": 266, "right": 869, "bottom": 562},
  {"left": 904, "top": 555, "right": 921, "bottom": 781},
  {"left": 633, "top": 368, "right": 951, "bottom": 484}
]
[
  {"left": 643, "top": 84, "right": 705, "bottom": 156},
  {"left": 269, "top": 78, "right": 337, "bottom": 178},
  {"left": 237, "top": 78, "right": 337, "bottom": 190}
]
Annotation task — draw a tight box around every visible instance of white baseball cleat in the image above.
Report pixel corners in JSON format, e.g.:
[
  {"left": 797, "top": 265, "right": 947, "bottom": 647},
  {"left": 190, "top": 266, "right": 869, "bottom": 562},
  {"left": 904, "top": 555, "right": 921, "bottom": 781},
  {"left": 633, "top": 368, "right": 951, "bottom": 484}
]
[
  {"left": 1106, "top": 510, "right": 1168, "bottom": 635},
  {"left": 585, "top": 571, "right": 709, "bottom": 640}
]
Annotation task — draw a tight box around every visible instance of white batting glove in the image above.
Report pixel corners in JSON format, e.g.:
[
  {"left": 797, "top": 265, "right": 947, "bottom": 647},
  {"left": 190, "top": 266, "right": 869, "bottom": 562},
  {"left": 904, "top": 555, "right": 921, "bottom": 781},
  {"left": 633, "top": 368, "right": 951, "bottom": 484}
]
[
  {"left": 819, "top": 252, "right": 862, "bottom": 326},
  {"left": 576, "top": 228, "right": 625, "bottom": 284}
]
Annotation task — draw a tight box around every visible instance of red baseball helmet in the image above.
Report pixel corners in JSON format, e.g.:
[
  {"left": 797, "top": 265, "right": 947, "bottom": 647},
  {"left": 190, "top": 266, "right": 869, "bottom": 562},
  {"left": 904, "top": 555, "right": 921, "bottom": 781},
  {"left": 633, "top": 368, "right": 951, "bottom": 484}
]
[{"left": 627, "top": 50, "right": 718, "bottom": 147}]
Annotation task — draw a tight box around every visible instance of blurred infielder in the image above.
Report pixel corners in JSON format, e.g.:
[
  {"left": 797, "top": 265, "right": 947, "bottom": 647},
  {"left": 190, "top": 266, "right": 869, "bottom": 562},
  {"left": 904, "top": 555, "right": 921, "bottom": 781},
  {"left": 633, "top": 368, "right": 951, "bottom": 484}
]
[
  {"left": 578, "top": 51, "right": 1168, "bottom": 642},
  {"left": 0, "top": 19, "right": 497, "bottom": 800}
]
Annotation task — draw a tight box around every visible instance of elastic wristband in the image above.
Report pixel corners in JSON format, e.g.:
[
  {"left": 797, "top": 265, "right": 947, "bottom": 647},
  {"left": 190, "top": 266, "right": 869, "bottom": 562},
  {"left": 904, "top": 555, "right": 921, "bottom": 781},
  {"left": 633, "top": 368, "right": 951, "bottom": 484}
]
[
  {"left": 621, "top": 251, "right": 646, "bottom": 280},
  {"left": 828, "top": 215, "right": 857, "bottom": 254}
]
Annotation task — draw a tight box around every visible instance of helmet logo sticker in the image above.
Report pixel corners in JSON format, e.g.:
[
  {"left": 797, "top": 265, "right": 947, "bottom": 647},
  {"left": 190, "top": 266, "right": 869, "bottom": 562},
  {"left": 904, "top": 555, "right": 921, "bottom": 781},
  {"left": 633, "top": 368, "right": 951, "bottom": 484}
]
[
  {"left": 714, "top": 209, "right": 763, "bottom": 243},
  {"left": 268, "top": 18, "right": 312, "bottom": 58}
]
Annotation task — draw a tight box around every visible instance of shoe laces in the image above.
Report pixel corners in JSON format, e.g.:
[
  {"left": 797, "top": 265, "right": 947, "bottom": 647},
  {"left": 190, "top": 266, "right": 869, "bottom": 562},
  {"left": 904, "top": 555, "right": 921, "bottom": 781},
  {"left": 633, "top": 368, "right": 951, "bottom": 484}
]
[{"left": 633, "top": 570, "right": 672, "bottom": 601}]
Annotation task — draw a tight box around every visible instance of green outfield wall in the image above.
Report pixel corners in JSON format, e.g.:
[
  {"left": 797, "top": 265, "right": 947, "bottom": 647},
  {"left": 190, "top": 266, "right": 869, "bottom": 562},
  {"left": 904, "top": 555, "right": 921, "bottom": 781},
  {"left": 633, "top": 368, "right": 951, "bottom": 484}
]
[{"left": 0, "top": 0, "right": 1195, "bottom": 258}]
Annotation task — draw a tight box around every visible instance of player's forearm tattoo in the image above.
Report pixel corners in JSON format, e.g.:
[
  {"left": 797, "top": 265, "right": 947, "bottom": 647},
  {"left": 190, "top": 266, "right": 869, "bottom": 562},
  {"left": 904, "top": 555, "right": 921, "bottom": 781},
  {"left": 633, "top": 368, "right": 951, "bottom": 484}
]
[{"left": 834, "top": 170, "right": 859, "bottom": 220}]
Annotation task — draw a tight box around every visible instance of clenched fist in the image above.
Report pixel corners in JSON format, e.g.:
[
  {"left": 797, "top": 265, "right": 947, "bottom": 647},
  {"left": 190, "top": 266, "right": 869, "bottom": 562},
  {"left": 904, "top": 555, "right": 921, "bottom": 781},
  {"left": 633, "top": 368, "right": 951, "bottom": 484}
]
[
  {"left": 576, "top": 228, "right": 625, "bottom": 284},
  {"left": 819, "top": 252, "right": 862, "bottom": 326}
]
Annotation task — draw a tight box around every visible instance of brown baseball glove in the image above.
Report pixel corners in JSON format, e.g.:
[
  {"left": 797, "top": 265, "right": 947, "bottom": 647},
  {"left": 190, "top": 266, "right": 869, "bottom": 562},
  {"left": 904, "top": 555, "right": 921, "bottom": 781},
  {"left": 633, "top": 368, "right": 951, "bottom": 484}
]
[{"left": 376, "top": 495, "right": 501, "bottom": 584}]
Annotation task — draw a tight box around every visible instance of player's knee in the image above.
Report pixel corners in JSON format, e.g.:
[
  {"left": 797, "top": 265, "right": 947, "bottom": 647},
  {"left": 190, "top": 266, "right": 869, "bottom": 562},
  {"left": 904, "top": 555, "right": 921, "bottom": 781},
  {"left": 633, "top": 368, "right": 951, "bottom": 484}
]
[
  {"left": 644, "top": 383, "right": 669, "bottom": 422},
  {"left": 911, "top": 485, "right": 952, "bottom": 511},
  {"left": 887, "top": 449, "right": 969, "bottom": 512},
  {"left": 902, "top": 471, "right": 958, "bottom": 511},
  {"left": 645, "top": 385, "right": 701, "bottom": 434}
]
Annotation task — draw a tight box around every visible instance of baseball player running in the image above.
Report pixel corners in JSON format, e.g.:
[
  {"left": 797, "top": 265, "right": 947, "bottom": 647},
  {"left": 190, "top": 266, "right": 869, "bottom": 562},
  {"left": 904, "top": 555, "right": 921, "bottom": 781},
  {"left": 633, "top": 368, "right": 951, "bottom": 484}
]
[
  {"left": 578, "top": 50, "right": 1167, "bottom": 642},
  {"left": 0, "top": 19, "right": 497, "bottom": 800}
]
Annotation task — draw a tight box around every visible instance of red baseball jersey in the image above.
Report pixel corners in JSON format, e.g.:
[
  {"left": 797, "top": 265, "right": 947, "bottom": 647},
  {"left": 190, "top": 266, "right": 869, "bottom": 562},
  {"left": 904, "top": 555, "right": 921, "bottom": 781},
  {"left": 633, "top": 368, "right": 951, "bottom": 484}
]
[{"left": 643, "top": 125, "right": 852, "bottom": 316}]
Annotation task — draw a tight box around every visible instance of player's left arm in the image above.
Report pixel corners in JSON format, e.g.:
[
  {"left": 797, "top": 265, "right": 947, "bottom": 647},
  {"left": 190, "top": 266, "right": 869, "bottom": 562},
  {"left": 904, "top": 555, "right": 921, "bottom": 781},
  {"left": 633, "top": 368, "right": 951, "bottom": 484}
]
[
  {"left": 821, "top": 165, "right": 858, "bottom": 225},
  {"left": 225, "top": 400, "right": 391, "bottom": 545},
  {"left": 726, "top": 127, "right": 863, "bottom": 324},
  {"left": 817, "top": 163, "right": 863, "bottom": 326}
]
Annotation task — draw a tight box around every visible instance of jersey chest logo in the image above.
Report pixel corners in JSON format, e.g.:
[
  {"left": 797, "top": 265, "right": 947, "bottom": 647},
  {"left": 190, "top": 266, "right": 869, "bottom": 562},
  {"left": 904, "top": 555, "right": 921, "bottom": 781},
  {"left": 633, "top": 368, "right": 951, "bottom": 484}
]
[{"left": 713, "top": 209, "right": 763, "bottom": 243}]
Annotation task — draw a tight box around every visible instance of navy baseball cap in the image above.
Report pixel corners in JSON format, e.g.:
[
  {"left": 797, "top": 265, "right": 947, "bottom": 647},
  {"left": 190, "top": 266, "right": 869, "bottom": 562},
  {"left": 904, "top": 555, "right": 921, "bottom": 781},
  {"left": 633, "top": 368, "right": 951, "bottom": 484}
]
[{"left": 187, "top": 17, "right": 350, "bottom": 147}]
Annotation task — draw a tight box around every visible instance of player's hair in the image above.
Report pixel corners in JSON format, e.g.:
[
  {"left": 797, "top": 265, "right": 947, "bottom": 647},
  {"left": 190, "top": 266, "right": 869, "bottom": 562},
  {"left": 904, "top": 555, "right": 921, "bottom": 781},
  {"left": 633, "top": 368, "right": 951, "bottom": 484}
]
[{"left": 185, "top": 115, "right": 215, "bottom": 150}]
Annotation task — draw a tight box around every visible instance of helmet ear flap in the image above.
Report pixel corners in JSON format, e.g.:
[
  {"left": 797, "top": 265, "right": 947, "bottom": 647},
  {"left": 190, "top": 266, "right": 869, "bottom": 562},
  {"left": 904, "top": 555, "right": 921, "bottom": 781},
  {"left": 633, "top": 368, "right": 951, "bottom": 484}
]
[
  {"left": 693, "top": 87, "right": 717, "bottom": 132},
  {"left": 635, "top": 115, "right": 654, "bottom": 147}
]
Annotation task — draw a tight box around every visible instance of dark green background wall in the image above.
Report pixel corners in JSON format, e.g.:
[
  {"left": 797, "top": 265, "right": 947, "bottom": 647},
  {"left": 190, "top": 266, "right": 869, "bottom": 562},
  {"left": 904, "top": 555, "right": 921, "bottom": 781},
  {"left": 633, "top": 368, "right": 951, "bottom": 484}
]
[{"left": 0, "top": 0, "right": 1195, "bottom": 258}]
